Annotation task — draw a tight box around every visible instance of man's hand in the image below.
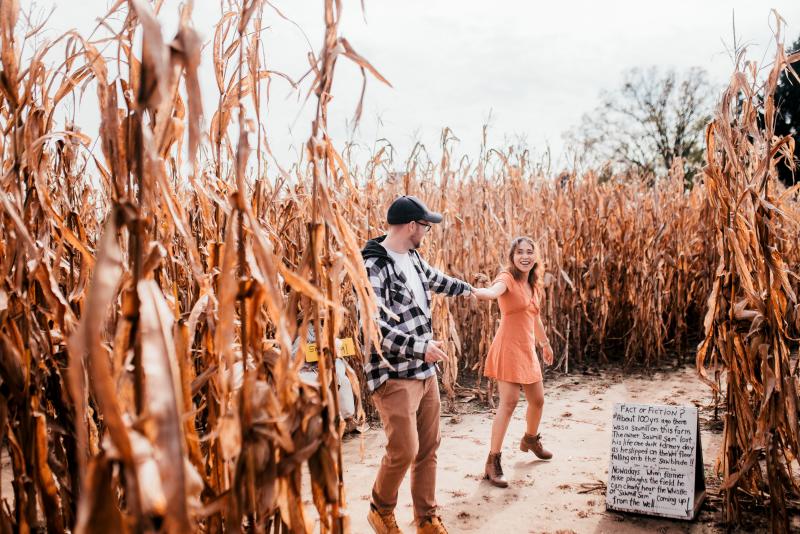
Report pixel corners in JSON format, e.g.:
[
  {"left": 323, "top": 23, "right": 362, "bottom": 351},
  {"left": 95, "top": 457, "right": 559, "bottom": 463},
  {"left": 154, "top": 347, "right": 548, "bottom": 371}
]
[
  {"left": 474, "top": 273, "right": 490, "bottom": 284},
  {"left": 424, "top": 340, "right": 447, "bottom": 363},
  {"left": 542, "top": 343, "right": 554, "bottom": 366}
]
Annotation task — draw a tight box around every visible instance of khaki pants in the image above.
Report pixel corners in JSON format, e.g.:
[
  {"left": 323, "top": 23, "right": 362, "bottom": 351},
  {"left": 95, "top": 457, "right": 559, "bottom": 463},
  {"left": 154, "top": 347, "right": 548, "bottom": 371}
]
[{"left": 371, "top": 376, "right": 441, "bottom": 521}]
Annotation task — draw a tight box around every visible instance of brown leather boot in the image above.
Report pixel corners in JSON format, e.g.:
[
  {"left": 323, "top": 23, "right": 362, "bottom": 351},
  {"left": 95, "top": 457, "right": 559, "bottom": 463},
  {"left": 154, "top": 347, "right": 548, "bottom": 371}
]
[
  {"left": 416, "top": 515, "right": 449, "bottom": 534},
  {"left": 520, "top": 433, "right": 553, "bottom": 459},
  {"left": 484, "top": 452, "right": 509, "bottom": 488},
  {"left": 367, "top": 504, "right": 402, "bottom": 534}
]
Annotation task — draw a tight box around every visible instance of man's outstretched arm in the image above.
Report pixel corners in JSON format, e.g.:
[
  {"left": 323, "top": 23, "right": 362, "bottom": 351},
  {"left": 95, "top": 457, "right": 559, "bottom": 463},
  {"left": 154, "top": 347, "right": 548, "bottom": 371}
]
[{"left": 419, "top": 256, "right": 473, "bottom": 296}]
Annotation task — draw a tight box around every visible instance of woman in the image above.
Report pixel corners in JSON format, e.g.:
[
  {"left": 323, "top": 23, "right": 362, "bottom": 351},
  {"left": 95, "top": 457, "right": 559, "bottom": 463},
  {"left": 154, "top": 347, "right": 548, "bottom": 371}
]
[{"left": 474, "top": 236, "right": 554, "bottom": 488}]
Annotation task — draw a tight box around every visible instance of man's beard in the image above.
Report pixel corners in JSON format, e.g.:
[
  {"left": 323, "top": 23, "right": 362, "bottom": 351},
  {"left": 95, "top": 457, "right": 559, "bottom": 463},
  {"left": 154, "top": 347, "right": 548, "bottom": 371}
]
[{"left": 411, "top": 235, "right": 423, "bottom": 249}]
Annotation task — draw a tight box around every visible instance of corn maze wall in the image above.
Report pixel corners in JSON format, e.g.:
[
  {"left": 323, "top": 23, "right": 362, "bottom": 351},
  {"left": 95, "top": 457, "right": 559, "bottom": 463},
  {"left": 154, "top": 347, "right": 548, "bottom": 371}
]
[{"left": 0, "top": 0, "right": 798, "bottom": 532}]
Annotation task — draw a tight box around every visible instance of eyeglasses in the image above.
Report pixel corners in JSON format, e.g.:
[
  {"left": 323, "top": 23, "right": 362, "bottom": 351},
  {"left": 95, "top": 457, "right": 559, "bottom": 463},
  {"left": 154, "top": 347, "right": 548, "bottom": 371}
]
[{"left": 415, "top": 220, "right": 432, "bottom": 233}]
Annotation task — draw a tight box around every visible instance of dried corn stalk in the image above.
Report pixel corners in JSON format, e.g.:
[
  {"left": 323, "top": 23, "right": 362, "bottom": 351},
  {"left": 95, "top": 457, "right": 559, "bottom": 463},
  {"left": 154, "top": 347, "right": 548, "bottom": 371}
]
[
  {"left": 0, "top": 0, "right": 384, "bottom": 532},
  {"left": 2, "top": 1, "right": 799, "bottom": 532},
  {"left": 697, "top": 12, "right": 800, "bottom": 532}
]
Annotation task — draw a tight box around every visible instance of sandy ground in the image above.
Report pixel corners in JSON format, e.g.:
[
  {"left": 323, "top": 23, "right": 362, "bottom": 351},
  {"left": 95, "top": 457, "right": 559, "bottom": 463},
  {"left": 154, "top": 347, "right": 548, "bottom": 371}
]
[{"left": 327, "top": 364, "right": 732, "bottom": 534}]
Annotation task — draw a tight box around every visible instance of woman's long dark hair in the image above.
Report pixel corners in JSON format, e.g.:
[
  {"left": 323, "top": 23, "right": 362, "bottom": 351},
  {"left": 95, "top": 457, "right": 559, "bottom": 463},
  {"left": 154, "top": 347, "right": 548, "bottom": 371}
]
[{"left": 506, "top": 236, "right": 541, "bottom": 294}]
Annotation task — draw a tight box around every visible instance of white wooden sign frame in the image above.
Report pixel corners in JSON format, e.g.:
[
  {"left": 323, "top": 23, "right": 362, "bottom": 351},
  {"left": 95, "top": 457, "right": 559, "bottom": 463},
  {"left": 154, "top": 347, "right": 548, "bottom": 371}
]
[{"left": 606, "top": 403, "right": 706, "bottom": 520}]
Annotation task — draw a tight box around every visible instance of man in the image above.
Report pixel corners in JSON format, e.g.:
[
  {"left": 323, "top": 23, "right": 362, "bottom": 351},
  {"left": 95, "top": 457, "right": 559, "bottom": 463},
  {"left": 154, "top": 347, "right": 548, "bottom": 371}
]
[{"left": 360, "top": 195, "right": 474, "bottom": 534}]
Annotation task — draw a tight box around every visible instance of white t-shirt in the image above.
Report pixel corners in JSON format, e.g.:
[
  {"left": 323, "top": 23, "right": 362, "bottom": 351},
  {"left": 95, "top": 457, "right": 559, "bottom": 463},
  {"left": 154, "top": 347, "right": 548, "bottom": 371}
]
[{"left": 386, "top": 248, "right": 429, "bottom": 315}]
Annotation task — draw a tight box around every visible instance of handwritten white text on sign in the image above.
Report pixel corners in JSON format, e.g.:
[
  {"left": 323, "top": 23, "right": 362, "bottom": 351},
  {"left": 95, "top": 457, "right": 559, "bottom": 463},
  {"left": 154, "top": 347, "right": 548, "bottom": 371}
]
[{"left": 607, "top": 404, "right": 697, "bottom": 518}]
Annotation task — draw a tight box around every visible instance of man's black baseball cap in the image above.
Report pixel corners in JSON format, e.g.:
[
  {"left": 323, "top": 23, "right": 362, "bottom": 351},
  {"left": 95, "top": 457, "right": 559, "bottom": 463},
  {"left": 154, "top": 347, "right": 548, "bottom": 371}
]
[{"left": 386, "top": 195, "right": 443, "bottom": 225}]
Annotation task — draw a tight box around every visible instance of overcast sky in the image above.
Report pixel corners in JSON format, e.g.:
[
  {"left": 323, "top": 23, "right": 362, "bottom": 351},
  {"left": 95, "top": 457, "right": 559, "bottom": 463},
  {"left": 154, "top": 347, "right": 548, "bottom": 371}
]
[{"left": 40, "top": 1, "right": 800, "bottom": 171}]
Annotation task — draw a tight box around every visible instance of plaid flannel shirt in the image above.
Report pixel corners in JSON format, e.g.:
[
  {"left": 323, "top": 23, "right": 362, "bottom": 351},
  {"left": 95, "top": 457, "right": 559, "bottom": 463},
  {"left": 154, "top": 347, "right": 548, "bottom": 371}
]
[{"left": 360, "top": 236, "right": 473, "bottom": 391}]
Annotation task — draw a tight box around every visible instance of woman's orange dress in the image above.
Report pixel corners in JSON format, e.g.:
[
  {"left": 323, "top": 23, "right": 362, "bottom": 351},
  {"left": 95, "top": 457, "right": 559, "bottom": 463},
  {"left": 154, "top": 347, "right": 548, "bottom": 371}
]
[{"left": 483, "top": 271, "right": 543, "bottom": 384}]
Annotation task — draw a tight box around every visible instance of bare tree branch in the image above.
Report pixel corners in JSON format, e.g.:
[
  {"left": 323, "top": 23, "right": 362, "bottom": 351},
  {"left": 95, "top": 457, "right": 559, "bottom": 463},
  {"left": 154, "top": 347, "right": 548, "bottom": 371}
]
[{"left": 565, "top": 66, "right": 714, "bottom": 186}]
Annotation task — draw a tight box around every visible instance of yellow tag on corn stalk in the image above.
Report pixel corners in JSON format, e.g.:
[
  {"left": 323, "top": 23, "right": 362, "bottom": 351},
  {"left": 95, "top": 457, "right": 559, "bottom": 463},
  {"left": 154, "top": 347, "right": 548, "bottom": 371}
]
[
  {"left": 304, "top": 338, "right": 356, "bottom": 362},
  {"left": 336, "top": 338, "right": 356, "bottom": 357}
]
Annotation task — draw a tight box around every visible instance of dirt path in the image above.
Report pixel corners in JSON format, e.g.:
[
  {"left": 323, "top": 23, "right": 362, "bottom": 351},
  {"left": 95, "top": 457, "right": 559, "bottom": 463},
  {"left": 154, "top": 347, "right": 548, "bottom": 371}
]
[{"left": 327, "top": 365, "right": 730, "bottom": 533}]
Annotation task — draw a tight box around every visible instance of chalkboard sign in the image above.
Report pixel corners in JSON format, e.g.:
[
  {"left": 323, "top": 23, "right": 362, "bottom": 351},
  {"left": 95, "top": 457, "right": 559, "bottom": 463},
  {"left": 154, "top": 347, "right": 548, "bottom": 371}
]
[{"left": 606, "top": 403, "right": 706, "bottom": 520}]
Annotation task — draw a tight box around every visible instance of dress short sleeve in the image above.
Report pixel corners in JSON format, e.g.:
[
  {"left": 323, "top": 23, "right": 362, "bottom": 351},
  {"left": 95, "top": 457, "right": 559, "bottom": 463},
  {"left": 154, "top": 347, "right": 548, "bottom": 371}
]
[{"left": 493, "top": 271, "right": 514, "bottom": 287}]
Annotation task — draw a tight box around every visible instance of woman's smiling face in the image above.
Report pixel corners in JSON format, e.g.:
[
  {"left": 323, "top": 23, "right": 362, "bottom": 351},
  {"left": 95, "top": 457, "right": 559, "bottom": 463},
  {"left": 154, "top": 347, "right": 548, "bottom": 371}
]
[{"left": 512, "top": 240, "right": 535, "bottom": 273}]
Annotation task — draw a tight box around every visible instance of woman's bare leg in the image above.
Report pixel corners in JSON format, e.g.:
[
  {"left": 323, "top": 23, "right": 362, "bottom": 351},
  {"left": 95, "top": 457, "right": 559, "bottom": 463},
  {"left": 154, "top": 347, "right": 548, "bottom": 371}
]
[
  {"left": 521, "top": 381, "right": 545, "bottom": 436},
  {"left": 489, "top": 380, "right": 520, "bottom": 453}
]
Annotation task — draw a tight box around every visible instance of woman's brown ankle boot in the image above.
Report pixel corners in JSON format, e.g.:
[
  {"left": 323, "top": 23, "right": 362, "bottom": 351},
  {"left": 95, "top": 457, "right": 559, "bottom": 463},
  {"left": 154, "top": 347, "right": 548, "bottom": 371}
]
[
  {"left": 520, "top": 433, "right": 553, "bottom": 459},
  {"left": 484, "top": 452, "right": 509, "bottom": 488}
]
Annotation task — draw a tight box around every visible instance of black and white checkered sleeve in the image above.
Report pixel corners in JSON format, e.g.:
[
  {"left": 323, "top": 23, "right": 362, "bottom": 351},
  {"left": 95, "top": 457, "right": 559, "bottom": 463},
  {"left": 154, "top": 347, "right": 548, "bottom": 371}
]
[{"left": 419, "top": 256, "right": 473, "bottom": 297}]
